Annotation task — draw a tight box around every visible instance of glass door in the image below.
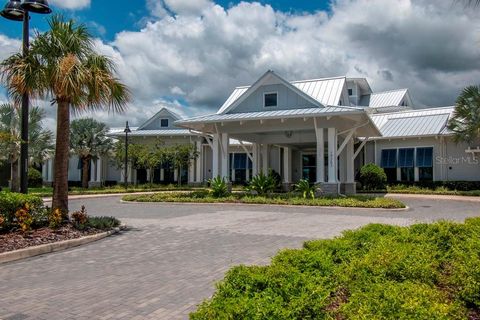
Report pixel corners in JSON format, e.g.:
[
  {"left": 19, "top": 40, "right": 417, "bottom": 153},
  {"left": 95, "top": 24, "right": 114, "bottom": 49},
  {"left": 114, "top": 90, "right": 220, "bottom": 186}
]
[{"left": 302, "top": 154, "right": 316, "bottom": 183}]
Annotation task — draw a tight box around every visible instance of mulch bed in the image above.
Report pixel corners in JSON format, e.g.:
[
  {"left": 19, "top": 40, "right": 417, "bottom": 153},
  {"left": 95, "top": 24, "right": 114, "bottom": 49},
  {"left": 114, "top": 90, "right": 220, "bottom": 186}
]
[{"left": 0, "top": 225, "right": 104, "bottom": 253}]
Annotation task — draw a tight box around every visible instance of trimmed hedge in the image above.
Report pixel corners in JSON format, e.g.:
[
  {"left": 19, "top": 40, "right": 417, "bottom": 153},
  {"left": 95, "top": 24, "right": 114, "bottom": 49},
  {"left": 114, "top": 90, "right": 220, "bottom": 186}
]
[
  {"left": 122, "top": 192, "right": 405, "bottom": 209},
  {"left": 359, "top": 163, "right": 387, "bottom": 190},
  {"left": 191, "top": 218, "right": 480, "bottom": 319}
]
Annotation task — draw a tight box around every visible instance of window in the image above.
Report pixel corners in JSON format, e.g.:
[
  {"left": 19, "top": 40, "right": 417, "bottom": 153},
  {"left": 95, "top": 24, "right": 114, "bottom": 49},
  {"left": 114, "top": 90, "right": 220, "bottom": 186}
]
[
  {"left": 381, "top": 149, "right": 397, "bottom": 182},
  {"left": 348, "top": 88, "right": 353, "bottom": 96},
  {"left": 160, "top": 119, "right": 169, "bottom": 127},
  {"left": 264, "top": 92, "right": 277, "bottom": 107},
  {"left": 417, "top": 147, "right": 433, "bottom": 181},
  {"left": 398, "top": 148, "right": 414, "bottom": 181}
]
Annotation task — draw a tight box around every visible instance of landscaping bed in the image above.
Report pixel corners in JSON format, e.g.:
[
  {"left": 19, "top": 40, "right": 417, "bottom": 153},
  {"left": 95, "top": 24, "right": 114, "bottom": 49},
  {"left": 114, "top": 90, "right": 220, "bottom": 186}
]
[
  {"left": 122, "top": 191, "right": 406, "bottom": 209},
  {"left": 190, "top": 218, "right": 480, "bottom": 319},
  {"left": 0, "top": 191, "right": 121, "bottom": 254},
  {"left": 0, "top": 225, "right": 104, "bottom": 253}
]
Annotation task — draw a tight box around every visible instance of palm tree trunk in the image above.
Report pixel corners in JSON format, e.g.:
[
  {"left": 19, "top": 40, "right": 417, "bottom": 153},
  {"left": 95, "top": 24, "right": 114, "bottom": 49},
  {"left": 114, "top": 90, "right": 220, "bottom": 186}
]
[
  {"left": 81, "top": 157, "right": 90, "bottom": 189},
  {"left": 10, "top": 159, "right": 19, "bottom": 192},
  {"left": 52, "top": 101, "right": 70, "bottom": 216}
]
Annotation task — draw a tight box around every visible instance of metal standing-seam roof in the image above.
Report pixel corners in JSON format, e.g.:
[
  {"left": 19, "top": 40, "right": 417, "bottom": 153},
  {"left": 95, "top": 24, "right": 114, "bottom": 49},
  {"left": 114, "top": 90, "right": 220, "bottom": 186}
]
[
  {"left": 361, "top": 89, "right": 409, "bottom": 108},
  {"left": 178, "top": 106, "right": 362, "bottom": 125},
  {"left": 108, "top": 129, "right": 195, "bottom": 137},
  {"left": 370, "top": 107, "right": 454, "bottom": 138},
  {"left": 216, "top": 76, "right": 347, "bottom": 114}
]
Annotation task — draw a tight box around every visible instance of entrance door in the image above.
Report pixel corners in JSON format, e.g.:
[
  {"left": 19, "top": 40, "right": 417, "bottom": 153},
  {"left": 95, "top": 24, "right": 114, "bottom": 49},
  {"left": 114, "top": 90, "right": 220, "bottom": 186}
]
[{"left": 302, "top": 154, "right": 316, "bottom": 183}]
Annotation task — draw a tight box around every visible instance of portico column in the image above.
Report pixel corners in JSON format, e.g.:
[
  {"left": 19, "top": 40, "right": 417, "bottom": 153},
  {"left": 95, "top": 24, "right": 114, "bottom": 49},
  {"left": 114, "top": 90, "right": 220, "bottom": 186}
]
[
  {"left": 48, "top": 159, "right": 53, "bottom": 182},
  {"left": 346, "top": 138, "right": 355, "bottom": 183},
  {"left": 96, "top": 157, "right": 102, "bottom": 183},
  {"left": 328, "top": 128, "right": 337, "bottom": 183},
  {"left": 212, "top": 133, "right": 220, "bottom": 178},
  {"left": 174, "top": 169, "right": 178, "bottom": 182},
  {"left": 283, "top": 147, "right": 292, "bottom": 183},
  {"left": 160, "top": 168, "right": 165, "bottom": 181},
  {"left": 316, "top": 127, "right": 325, "bottom": 183},
  {"left": 220, "top": 133, "right": 229, "bottom": 180},
  {"left": 90, "top": 159, "right": 96, "bottom": 182},
  {"left": 188, "top": 155, "right": 195, "bottom": 184},
  {"left": 195, "top": 141, "right": 202, "bottom": 183},
  {"left": 231, "top": 153, "right": 236, "bottom": 182},
  {"left": 261, "top": 144, "right": 269, "bottom": 173},
  {"left": 252, "top": 143, "right": 259, "bottom": 176},
  {"left": 42, "top": 162, "right": 48, "bottom": 181}
]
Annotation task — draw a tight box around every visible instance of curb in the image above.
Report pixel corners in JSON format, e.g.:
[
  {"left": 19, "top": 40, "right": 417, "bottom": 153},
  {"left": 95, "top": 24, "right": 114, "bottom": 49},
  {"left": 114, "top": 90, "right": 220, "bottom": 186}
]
[
  {"left": 119, "top": 199, "right": 409, "bottom": 211},
  {"left": 0, "top": 225, "right": 127, "bottom": 265}
]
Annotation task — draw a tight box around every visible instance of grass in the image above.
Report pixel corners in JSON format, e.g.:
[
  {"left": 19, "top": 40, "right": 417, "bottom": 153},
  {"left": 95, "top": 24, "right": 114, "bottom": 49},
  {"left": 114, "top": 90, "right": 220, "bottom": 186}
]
[
  {"left": 122, "top": 191, "right": 406, "bottom": 209},
  {"left": 358, "top": 185, "right": 480, "bottom": 196},
  {"left": 2, "top": 184, "right": 201, "bottom": 198},
  {"left": 190, "top": 218, "right": 480, "bottom": 319}
]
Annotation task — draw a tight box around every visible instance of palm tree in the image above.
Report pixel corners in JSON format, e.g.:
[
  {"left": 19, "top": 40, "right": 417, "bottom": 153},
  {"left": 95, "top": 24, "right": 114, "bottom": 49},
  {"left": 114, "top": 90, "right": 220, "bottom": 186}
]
[
  {"left": 0, "top": 103, "right": 54, "bottom": 192},
  {"left": 1, "top": 15, "right": 130, "bottom": 214},
  {"left": 70, "top": 118, "right": 113, "bottom": 188},
  {"left": 447, "top": 85, "right": 480, "bottom": 144}
]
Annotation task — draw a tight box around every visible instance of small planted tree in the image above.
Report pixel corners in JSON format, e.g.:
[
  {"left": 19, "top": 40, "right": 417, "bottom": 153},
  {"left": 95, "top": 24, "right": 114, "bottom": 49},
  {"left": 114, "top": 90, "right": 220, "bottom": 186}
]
[
  {"left": 294, "top": 179, "right": 316, "bottom": 199},
  {"left": 137, "top": 141, "right": 167, "bottom": 185},
  {"left": 169, "top": 144, "right": 198, "bottom": 186},
  {"left": 247, "top": 170, "right": 279, "bottom": 196},
  {"left": 70, "top": 118, "right": 113, "bottom": 188},
  {"left": 359, "top": 163, "right": 387, "bottom": 191}
]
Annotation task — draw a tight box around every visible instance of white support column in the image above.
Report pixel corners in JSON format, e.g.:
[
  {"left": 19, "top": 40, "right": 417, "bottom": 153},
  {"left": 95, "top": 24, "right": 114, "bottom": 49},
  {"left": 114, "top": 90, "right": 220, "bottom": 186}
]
[
  {"left": 127, "top": 164, "right": 133, "bottom": 183},
  {"left": 160, "top": 168, "right": 165, "bottom": 181},
  {"left": 261, "top": 144, "right": 269, "bottom": 173},
  {"left": 90, "top": 159, "right": 96, "bottom": 182},
  {"left": 42, "top": 162, "right": 48, "bottom": 181},
  {"left": 48, "top": 159, "right": 53, "bottom": 182},
  {"left": 252, "top": 143, "right": 259, "bottom": 176},
  {"left": 96, "top": 158, "right": 102, "bottom": 183},
  {"left": 283, "top": 147, "right": 292, "bottom": 183},
  {"left": 188, "top": 158, "right": 195, "bottom": 184},
  {"left": 220, "top": 133, "right": 229, "bottom": 180},
  {"left": 195, "top": 141, "right": 202, "bottom": 183},
  {"left": 174, "top": 169, "right": 178, "bottom": 182},
  {"left": 231, "top": 153, "right": 236, "bottom": 182},
  {"left": 212, "top": 133, "right": 220, "bottom": 178},
  {"left": 328, "top": 128, "right": 337, "bottom": 183},
  {"left": 315, "top": 123, "right": 325, "bottom": 183},
  {"left": 346, "top": 138, "right": 355, "bottom": 183},
  {"left": 146, "top": 169, "right": 151, "bottom": 183}
]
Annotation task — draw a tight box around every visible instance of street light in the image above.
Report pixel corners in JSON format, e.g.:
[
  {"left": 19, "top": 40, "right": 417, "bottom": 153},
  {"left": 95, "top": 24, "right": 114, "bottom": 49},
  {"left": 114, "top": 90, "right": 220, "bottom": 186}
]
[
  {"left": 1, "top": 0, "right": 52, "bottom": 194},
  {"left": 124, "top": 121, "right": 131, "bottom": 189}
]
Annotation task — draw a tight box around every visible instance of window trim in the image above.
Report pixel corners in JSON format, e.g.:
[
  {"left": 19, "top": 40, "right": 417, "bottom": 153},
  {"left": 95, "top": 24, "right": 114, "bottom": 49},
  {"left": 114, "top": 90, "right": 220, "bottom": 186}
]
[
  {"left": 160, "top": 118, "right": 169, "bottom": 128},
  {"left": 263, "top": 91, "right": 278, "bottom": 108}
]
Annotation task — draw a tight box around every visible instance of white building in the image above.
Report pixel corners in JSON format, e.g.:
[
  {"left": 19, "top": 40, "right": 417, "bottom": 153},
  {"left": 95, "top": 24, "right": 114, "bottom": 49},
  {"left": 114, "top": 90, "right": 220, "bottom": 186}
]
[{"left": 42, "top": 71, "right": 480, "bottom": 194}]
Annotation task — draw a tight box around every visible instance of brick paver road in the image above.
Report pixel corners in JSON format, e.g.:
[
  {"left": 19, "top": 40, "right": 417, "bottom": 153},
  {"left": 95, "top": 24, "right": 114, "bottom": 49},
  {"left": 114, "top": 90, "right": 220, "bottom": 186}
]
[{"left": 1, "top": 195, "right": 479, "bottom": 320}]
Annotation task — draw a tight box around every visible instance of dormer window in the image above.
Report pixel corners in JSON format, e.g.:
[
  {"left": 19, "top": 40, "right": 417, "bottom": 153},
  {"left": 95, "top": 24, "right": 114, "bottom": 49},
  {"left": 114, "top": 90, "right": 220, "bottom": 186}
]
[
  {"left": 264, "top": 92, "right": 277, "bottom": 108},
  {"left": 348, "top": 89, "right": 353, "bottom": 96},
  {"left": 160, "top": 119, "right": 169, "bottom": 128}
]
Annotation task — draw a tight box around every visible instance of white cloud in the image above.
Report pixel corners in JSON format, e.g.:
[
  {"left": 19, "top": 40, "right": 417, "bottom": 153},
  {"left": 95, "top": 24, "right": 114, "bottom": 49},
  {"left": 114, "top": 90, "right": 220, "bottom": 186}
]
[
  {"left": 3, "top": 0, "right": 480, "bottom": 130},
  {"left": 49, "top": 0, "right": 90, "bottom": 10}
]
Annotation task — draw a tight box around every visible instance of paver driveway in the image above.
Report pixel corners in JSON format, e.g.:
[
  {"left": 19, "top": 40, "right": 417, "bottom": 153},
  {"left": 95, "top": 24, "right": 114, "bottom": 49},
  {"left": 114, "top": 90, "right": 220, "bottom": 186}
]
[{"left": 0, "top": 195, "right": 479, "bottom": 320}]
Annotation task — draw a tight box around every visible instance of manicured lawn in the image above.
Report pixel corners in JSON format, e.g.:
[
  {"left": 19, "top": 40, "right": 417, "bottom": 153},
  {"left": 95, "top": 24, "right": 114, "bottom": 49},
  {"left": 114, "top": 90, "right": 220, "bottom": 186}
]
[
  {"left": 190, "top": 218, "right": 480, "bottom": 319},
  {"left": 358, "top": 185, "right": 480, "bottom": 197},
  {"left": 2, "top": 184, "right": 200, "bottom": 198},
  {"left": 122, "top": 191, "right": 406, "bottom": 209}
]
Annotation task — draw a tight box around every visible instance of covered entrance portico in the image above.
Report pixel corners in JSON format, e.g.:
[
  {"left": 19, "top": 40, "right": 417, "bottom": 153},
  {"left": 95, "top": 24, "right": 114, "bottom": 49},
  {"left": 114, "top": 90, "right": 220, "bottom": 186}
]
[{"left": 177, "top": 107, "right": 380, "bottom": 194}]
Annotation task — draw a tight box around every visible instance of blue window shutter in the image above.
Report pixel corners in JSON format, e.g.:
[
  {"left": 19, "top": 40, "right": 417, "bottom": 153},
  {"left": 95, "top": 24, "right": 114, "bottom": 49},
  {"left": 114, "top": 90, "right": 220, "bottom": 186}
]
[
  {"left": 398, "top": 148, "right": 414, "bottom": 168},
  {"left": 381, "top": 149, "right": 397, "bottom": 168},
  {"left": 417, "top": 147, "right": 433, "bottom": 167}
]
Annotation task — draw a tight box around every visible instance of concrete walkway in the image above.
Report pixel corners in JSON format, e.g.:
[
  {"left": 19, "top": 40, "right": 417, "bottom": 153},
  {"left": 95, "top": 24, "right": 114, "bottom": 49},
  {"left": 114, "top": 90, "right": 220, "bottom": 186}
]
[{"left": 0, "top": 195, "right": 479, "bottom": 320}]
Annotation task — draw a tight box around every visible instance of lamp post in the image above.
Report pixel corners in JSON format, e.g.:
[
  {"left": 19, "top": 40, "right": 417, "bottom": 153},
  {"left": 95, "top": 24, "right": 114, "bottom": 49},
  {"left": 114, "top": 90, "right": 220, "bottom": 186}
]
[
  {"left": 124, "top": 121, "right": 131, "bottom": 189},
  {"left": 1, "top": 0, "right": 52, "bottom": 194}
]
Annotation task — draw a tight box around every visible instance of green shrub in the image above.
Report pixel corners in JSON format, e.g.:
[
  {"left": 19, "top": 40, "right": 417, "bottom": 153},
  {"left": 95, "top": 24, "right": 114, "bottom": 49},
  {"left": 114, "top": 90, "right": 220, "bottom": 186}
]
[
  {"left": 294, "top": 179, "right": 317, "bottom": 199},
  {"left": 71, "top": 205, "right": 89, "bottom": 230},
  {"left": 359, "top": 163, "right": 387, "bottom": 190},
  {"left": 246, "top": 171, "right": 279, "bottom": 196},
  {"left": 28, "top": 167, "right": 43, "bottom": 187},
  {"left": 87, "top": 216, "right": 120, "bottom": 230},
  {"left": 190, "top": 218, "right": 480, "bottom": 319},
  {"left": 209, "top": 176, "right": 229, "bottom": 198},
  {"left": 0, "top": 191, "right": 45, "bottom": 231}
]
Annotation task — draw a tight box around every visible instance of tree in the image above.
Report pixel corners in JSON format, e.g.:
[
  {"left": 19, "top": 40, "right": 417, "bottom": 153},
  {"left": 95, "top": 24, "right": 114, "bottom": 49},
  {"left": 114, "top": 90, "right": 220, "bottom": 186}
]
[
  {"left": 136, "top": 141, "right": 167, "bottom": 185},
  {"left": 1, "top": 16, "right": 130, "bottom": 214},
  {"left": 169, "top": 144, "right": 198, "bottom": 186},
  {"left": 0, "top": 103, "right": 54, "bottom": 192},
  {"left": 70, "top": 118, "right": 113, "bottom": 188},
  {"left": 447, "top": 85, "right": 480, "bottom": 144}
]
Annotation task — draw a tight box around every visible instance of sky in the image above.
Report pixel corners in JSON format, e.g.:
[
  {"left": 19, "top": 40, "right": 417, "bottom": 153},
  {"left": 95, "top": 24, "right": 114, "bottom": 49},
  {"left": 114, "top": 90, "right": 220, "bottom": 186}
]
[{"left": 0, "top": 0, "right": 479, "bottom": 130}]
